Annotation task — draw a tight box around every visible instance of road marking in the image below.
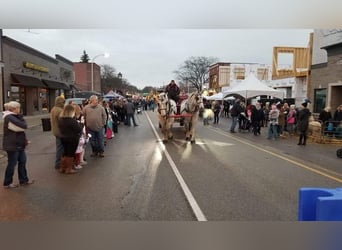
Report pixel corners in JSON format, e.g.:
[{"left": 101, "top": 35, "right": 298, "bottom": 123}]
[
  {"left": 210, "top": 127, "right": 342, "bottom": 184},
  {"left": 145, "top": 113, "right": 207, "bottom": 221}
]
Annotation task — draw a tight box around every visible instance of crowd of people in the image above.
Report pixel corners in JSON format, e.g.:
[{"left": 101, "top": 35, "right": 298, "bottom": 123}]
[
  {"left": 3, "top": 80, "right": 341, "bottom": 187},
  {"left": 50, "top": 95, "right": 146, "bottom": 175},
  {"left": 203, "top": 98, "right": 342, "bottom": 145}
]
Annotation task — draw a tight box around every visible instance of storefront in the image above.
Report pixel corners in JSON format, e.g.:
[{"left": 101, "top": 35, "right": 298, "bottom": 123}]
[{"left": 2, "top": 36, "right": 73, "bottom": 115}]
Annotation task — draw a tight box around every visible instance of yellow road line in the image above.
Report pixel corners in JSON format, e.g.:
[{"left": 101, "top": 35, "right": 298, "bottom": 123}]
[{"left": 210, "top": 127, "right": 342, "bottom": 184}]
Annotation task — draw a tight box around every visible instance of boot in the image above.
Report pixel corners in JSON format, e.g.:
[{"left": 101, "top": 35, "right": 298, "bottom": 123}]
[
  {"left": 302, "top": 135, "right": 307, "bottom": 146},
  {"left": 59, "top": 156, "right": 66, "bottom": 173},
  {"left": 297, "top": 135, "right": 303, "bottom": 145},
  {"left": 65, "top": 157, "right": 78, "bottom": 174}
]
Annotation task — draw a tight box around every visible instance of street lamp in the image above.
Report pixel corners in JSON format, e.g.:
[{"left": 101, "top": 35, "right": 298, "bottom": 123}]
[{"left": 91, "top": 53, "right": 109, "bottom": 91}]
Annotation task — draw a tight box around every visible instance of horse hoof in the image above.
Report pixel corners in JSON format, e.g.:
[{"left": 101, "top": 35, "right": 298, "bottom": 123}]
[
  {"left": 162, "top": 139, "right": 168, "bottom": 143},
  {"left": 191, "top": 140, "right": 195, "bottom": 144}
]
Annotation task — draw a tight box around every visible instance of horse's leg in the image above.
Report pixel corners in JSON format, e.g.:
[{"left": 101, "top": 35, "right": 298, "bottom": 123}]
[
  {"left": 167, "top": 118, "right": 174, "bottom": 140},
  {"left": 184, "top": 118, "right": 190, "bottom": 141},
  {"left": 160, "top": 119, "right": 168, "bottom": 143},
  {"left": 190, "top": 115, "right": 198, "bottom": 144}
]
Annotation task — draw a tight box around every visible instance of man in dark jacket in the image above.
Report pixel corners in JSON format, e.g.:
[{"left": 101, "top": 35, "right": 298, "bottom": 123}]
[
  {"left": 165, "top": 80, "right": 180, "bottom": 103},
  {"left": 230, "top": 99, "right": 243, "bottom": 133},
  {"left": 297, "top": 102, "right": 311, "bottom": 146},
  {"left": 3, "top": 101, "right": 34, "bottom": 188}
]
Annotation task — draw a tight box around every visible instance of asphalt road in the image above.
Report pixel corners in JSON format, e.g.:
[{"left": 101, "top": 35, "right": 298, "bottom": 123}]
[{"left": 0, "top": 110, "right": 341, "bottom": 221}]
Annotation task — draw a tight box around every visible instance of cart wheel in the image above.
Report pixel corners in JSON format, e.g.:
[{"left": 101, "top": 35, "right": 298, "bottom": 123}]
[{"left": 337, "top": 148, "right": 342, "bottom": 158}]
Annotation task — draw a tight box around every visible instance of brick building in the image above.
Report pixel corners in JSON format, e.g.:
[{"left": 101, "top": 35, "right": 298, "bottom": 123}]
[{"left": 73, "top": 62, "right": 101, "bottom": 92}]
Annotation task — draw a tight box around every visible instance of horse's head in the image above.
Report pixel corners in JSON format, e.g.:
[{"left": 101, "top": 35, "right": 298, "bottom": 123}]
[
  {"left": 158, "top": 92, "right": 168, "bottom": 103},
  {"left": 157, "top": 92, "right": 168, "bottom": 117},
  {"left": 188, "top": 92, "right": 204, "bottom": 113}
]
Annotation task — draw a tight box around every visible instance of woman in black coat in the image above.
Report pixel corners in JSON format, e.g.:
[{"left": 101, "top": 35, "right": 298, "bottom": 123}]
[
  {"left": 297, "top": 102, "right": 311, "bottom": 146},
  {"left": 58, "top": 104, "right": 83, "bottom": 174},
  {"left": 3, "top": 101, "right": 34, "bottom": 188}
]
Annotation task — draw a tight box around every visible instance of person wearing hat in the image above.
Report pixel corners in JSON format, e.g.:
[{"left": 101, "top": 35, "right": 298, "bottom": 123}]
[
  {"left": 165, "top": 80, "right": 180, "bottom": 103},
  {"left": 296, "top": 102, "right": 311, "bottom": 146}
]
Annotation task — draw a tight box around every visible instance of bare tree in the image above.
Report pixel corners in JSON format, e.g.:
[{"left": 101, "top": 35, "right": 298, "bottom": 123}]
[{"left": 174, "top": 56, "right": 218, "bottom": 92}]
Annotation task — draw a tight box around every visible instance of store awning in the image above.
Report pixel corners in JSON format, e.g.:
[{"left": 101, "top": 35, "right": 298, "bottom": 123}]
[
  {"left": 42, "top": 79, "right": 70, "bottom": 90},
  {"left": 11, "top": 73, "right": 46, "bottom": 88}
]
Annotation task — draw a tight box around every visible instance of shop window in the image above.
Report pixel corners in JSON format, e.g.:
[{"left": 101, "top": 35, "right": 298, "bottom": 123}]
[{"left": 314, "top": 88, "right": 326, "bottom": 113}]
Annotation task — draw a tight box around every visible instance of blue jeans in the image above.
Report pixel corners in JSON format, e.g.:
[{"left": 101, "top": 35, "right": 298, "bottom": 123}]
[
  {"left": 230, "top": 116, "right": 238, "bottom": 131},
  {"left": 88, "top": 128, "right": 105, "bottom": 154},
  {"left": 126, "top": 113, "right": 137, "bottom": 126},
  {"left": 268, "top": 124, "right": 278, "bottom": 139},
  {"left": 55, "top": 136, "right": 64, "bottom": 169},
  {"left": 3, "top": 150, "right": 29, "bottom": 186}
]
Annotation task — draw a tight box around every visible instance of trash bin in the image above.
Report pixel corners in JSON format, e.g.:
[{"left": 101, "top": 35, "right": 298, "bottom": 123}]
[{"left": 41, "top": 118, "right": 51, "bottom": 132}]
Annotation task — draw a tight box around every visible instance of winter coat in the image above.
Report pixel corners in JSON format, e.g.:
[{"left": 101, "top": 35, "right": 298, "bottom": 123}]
[
  {"left": 230, "top": 102, "right": 243, "bottom": 117},
  {"left": 58, "top": 117, "right": 83, "bottom": 141},
  {"left": 3, "top": 113, "right": 28, "bottom": 151},
  {"left": 50, "top": 96, "right": 65, "bottom": 137},
  {"left": 296, "top": 108, "right": 311, "bottom": 132}
]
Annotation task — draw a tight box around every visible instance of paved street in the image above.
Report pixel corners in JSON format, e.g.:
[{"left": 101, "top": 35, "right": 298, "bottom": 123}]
[{"left": 0, "top": 110, "right": 341, "bottom": 221}]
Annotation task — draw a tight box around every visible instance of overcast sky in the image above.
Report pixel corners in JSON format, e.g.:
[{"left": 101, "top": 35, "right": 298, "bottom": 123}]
[
  {"left": 3, "top": 29, "right": 312, "bottom": 89},
  {"left": 1, "top": 0, "right": 340, "bottom": 89}
]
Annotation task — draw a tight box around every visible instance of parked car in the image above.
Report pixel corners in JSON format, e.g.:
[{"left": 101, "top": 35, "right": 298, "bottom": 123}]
[{"left": 65, "top": 98, "right": 86, "bottom": 106}]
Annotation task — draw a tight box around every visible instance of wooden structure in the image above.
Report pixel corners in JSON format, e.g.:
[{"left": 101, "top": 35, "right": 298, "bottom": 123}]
[{"left": 272, "top": 45, "right": 312, "bottom": 80}]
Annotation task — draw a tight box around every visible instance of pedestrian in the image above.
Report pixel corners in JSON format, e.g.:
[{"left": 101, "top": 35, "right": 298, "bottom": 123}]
[
  {"left": 74, "top": 104, "right": 87, "bottom": 169},
  {"left": 213, "top": 101, "right": 221, "bottom": 124},
  {"left": 251, "top": 102, "right": 264, "bottom": 135},
  {"left": 124, "top": 99, "right": 139, "bottom": 127},
  {"left": 286, "top": 104, "right": 297, "bottom": 136},
  {"left": 277, "top": 103, "right": 286, "bottom": 138},
  {"left": 267, "top": 104, "right": 279, "bottom": 140},
  {"left": 50, "top": 96, "right": 65, "bottom": 170},
  {"left": 297, "top": 102, "right": 311, "bottom": 146},
  {"left": 83, "top": 95, "right": 107, "bottom": 158},
  {"left": 230, "top": 99, "right": 243, "bottom": 133},
  {"left": 3, "top": 101, "right": 34, "bottom": 188},
  {"left": 333, "top": 104, "right": 342, "bottom": 122},
  {"left": 58, "top": 104, "right": 83, "bottom": 174},
  {"left": 223, "top": 101, "right": 230, "bottom": 118}
]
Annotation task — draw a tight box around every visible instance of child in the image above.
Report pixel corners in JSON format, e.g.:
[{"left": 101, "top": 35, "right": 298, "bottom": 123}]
[{"left": 74, "top": 116, "right": 87, "bottom": 170}]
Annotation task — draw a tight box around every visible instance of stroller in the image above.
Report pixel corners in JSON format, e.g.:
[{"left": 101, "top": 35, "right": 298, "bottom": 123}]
[
  {"left": 337, "top": 148, "right": 342, "bottom": 158},
  {"left": 136, "top": 104, "right": 142, "bottom": 114},
  {"left": 238, "top": 112, "right": 251, "bottom": 132}
]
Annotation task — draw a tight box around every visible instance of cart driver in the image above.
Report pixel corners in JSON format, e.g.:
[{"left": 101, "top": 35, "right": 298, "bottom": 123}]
[{"left": 165, "top": 80, "right": 180, "bottom": 103}]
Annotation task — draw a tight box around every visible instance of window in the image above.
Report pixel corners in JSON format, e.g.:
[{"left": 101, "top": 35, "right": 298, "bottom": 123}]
[
  {"left": 234, "top": 67, "right": 245, "bottom": 80},
  {"left": 314, "top": 88, "right": 327, "bottom": 113}
]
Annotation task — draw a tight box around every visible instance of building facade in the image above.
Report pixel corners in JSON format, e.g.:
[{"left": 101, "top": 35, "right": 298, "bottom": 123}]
[
  {"left": 309, "top": 29, "right": 342, "bottom": 114},
  {"left": 1, "top": 36, "right": 74, "bottom": 115},
  {"left": 209, "top": 62, "right": 272, "bottom": 92},
  {"left": 73, "top": 62, "right": 101, "bottom": 92}
]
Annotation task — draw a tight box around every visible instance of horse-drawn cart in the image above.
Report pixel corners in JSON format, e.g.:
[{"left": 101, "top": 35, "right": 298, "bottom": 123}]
[{"left": 157, "top": 92, "right": 204, "bottom": 143}]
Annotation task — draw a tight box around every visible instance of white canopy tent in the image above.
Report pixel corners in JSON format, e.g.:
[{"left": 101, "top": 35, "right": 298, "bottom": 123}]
[
  {"left": 222, "top": 74, "right": 284, "bottom": 100},
  {"left": 104, "top": 90, "right": 124, "bottom": 99},
  {"left": 204, "top": 92, "right": 235, "bottom": 101}
]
